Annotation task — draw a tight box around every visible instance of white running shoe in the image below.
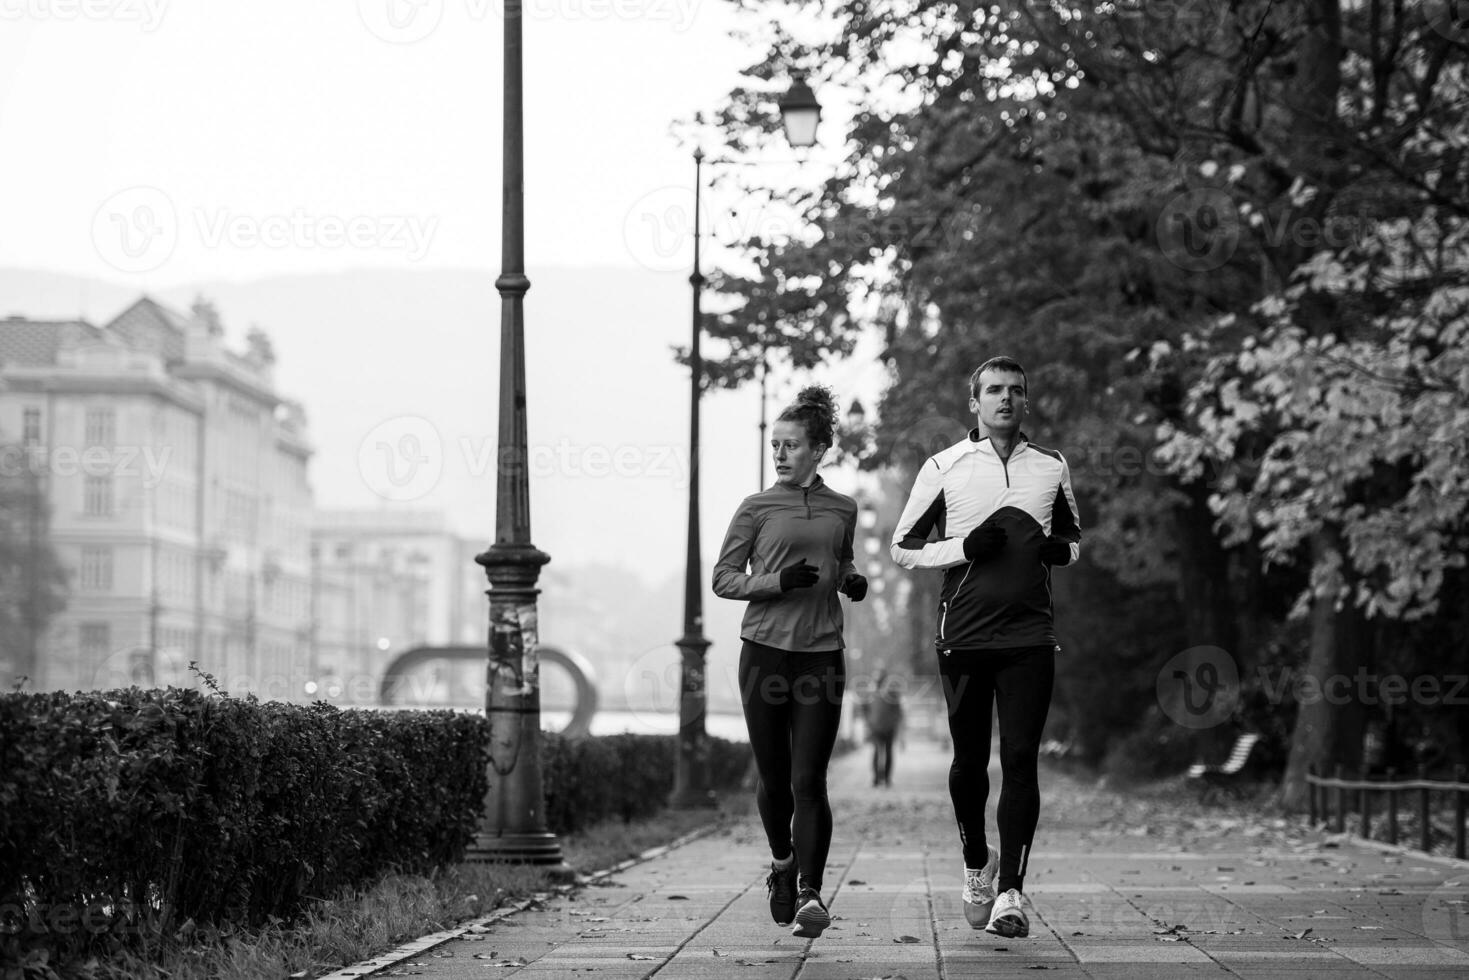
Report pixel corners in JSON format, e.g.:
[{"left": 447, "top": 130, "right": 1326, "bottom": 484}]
[
  {"left": 985, "top": 887, "right": 1030, "bottom": 938},
  {"left": 962, "top": 844, "right": 1000, "bottom": 928}
]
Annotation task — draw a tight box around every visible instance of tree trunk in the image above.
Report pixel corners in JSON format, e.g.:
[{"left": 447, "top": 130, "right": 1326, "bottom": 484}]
[
  {"left": 1173, "top": 482, "right": 1239, "bottom": 657},
  {"left": 1279, "top": 530, "right": 1370, "bottom": 809}
]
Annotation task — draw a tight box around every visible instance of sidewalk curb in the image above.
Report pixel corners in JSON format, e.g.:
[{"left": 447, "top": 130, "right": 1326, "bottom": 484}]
[
  {"left": 1320, "top": 831, "right": 1469, "bottom": 871},
  {"left": 313, "top": 821, "right": 725, "bottom": 979}
]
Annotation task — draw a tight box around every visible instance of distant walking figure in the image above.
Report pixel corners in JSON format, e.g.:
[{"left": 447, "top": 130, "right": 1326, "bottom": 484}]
[
  {"left": 890, "top": 356, "right": 1081, "bottom": 939},
  {"left": 863, "top": 671, "right": 904, "bottom": 787},
  {"left": 713, "top": 385, "right": 867, "bottom": 940}
]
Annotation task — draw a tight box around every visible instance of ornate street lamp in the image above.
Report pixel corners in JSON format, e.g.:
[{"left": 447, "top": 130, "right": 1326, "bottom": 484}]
[
  {"left": 778, "top": 73, "right": 822, "bottom": 150},
  {"left": 467, "top": 2, "right": 569, "bottom": 875},
  {"left": 670, "top": 73, "right": 823, "bottom": 809}
]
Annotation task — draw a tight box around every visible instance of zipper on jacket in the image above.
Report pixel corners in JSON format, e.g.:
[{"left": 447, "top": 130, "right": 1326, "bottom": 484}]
[
  {"left": 997, "top": 441, "right": 1022, "bottom": 487},
  {"left": 803, "top": 484, "right": 812, "bottom": 519},
  {"left": 938, "top": 560, "right": 976, "bottom": 645}
]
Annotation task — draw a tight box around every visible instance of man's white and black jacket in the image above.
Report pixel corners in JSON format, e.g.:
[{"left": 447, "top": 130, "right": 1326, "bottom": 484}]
[{"left": 890, "top": 430, "right": 1081, "bottom": 652}]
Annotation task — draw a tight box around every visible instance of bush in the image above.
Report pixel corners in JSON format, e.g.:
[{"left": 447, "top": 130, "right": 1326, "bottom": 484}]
[
  {"left": 541, "top": 732, "right": 751, "bottom": 833},
  {"left": 0, "top": 688, "right": 751, "bottom": 962},
  {"left": 0, "top": 688, "right": 488, "bottom": 954}
]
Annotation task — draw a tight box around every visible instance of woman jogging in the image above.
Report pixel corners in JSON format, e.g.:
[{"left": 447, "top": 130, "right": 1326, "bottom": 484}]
[{"left": 712, "top": 384, "right": 867, "bottom": 940}]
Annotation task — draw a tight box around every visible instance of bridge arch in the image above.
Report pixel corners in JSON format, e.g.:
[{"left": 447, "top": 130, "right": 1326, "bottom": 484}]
[{"left": 378, "top": 644, "right": 599, "bottom": 738}]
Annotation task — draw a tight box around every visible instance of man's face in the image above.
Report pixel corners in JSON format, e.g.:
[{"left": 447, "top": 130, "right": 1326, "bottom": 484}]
[{"left": 969, "top": 368, "right": 1028, "bottom": 435}]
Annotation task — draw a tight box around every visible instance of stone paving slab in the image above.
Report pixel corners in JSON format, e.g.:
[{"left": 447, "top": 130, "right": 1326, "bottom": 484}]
[{"left": 353, "top": 734, "right": 1469, "bottom": 979}]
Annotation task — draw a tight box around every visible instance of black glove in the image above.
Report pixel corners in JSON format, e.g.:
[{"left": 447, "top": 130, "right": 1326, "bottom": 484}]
[
  {"left": 1039, "top": 536, "right": 1072, "bottom": 566},
  {"left": 962, "top": 524, "right": 1007, "bottom": 563},
  {"left": 778, "top": 559, "right": 820, "bottom": 591},
  {"left": 839, "top": 573, "right": 868, "bottom": 601}
]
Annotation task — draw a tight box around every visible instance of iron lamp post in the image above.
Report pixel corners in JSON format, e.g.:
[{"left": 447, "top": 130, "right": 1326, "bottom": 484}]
[{"left": 467, "top": 2, "right": 570, "bottom": 876}]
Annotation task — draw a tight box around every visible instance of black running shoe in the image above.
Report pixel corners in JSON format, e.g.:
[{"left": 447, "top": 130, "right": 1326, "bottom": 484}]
[
  {"left": 791, "top": 887, "right": 831, "bottom": 938},
  {"left": 765, "top": 861, "right": 798, "bottom": 926}
]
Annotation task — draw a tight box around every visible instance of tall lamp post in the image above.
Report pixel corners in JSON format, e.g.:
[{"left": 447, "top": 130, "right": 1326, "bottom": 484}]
[
  {"left": 670, "top": 73, "right": 823, "bottom": 809},
  {"left": 757, "top": 355, "right": 769, "bottom": 490},
  {"left": 468, "top": 2, "right": 569, "bottom": 874}
]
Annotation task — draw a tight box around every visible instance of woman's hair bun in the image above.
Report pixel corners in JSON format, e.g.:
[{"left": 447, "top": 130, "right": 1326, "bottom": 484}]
[{"left": 796, "top": 384, "right": 835, "bottom": 411}]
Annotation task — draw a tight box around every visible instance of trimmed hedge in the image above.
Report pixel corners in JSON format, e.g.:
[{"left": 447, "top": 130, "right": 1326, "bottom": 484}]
[
  {"left": 0, "top": 688, "right": 750, "bottom": 958},
  {"left": 540, "top": 731, "right": 750, "bottom": 834}
]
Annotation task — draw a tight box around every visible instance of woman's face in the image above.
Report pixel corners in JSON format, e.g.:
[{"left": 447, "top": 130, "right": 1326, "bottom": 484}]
[{"left": 771, "top": 420, "right": 824, "bottom": 487}]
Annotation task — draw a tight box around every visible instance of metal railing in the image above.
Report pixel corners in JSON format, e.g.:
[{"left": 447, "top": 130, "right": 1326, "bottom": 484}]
[{"left": 1306, "top": 764, "right": 1469, "bottom": 859}]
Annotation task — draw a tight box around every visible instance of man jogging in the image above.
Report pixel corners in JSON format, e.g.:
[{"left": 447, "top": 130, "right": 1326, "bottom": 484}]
[{"left": 889, "top": 356, "right": 1080, "bottom": 938}]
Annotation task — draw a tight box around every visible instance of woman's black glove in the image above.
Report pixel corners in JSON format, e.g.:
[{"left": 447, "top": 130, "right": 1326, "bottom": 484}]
[
  {"left": 1039, "top": 537, "right": 1073, "bottom": 566},
  {"left": 839, "top": 573, "right": 868, "bottom": 601},
  {"left": 962, "top": 524, "right": 1007, "bottom": 563},
  {"left": 779, "top": 559, "right": 820, "bottom": 591}
]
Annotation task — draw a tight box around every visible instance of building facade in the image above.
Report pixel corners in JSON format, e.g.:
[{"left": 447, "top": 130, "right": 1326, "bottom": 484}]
[
  {"left": 310, "top": 509, "right": 485, "bottom": 705},
  {"left": 0, "top": 297, "right": 314, "bottom": 696}
]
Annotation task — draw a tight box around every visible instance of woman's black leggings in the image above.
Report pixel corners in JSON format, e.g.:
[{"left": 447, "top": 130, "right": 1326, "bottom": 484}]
[
  {"left": 937, "top": 644, "right": 1055, "bottom": 894},
  {"left": 739, "top": 640, "right": 845, "bottom": 891}
]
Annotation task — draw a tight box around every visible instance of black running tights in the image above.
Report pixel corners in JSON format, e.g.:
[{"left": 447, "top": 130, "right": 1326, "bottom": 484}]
[
  {"left": 937, "top": 645, "right": 1055, "bottom": 894},
  {"left": 739, "top": 640, "right": 845, "bottom": 891}
]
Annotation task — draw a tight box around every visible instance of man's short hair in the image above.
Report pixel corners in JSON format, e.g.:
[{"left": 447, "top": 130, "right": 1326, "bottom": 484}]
[{"left": 969, "top": 356, "right": 1028, "bottom": 399}]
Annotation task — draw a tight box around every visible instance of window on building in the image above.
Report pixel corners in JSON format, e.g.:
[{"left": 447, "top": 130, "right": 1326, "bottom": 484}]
[
  {"left": 83, "top": 476, "right": 114, "bottom": 516},
  {"left": 22, "top": 408, "right": 41, "bottom": 445},
  {"left": 84, "top": 408, "right": 116, "bottom": 447},
  {"left": 80, "top": 547, "right": 113, "bottom": 590},
  {"left": 80, "top": 622, "right": 110, "bottom": 660}
]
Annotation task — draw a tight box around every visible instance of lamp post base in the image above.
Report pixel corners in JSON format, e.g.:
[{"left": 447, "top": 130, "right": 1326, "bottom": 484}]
[{"left": 466, "top": 832, "right": 575, "bottom": 882}]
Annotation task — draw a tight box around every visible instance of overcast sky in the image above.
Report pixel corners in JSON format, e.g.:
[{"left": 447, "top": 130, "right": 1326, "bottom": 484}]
[
  {"left": 0, "top": 1, "right": 756, "bottom": 279},
  {"left": 0, "top": 2, "right": 901, "bottom": 589}
]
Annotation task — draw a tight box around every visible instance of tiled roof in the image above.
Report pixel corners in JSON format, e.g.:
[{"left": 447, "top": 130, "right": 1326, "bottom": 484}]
[
  {"left": 105, "top": 295, "right": 187, "bottom": 360},
  {"left": 0, "top": 317, "right": 103, "bottom": 367}
]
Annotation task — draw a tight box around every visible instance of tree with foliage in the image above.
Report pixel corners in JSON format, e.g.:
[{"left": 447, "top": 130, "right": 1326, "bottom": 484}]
[
  {"left": 0, "top": 453, "right": 69, "bottom": 689},
  {"left": 693, "top": 0, "right": 1468, "bottom": 795}
]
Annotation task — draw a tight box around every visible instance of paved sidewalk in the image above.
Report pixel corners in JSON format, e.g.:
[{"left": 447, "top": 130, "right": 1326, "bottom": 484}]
[{"left": 357, "top": 736, "right": 1469, "bottom": 979}]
